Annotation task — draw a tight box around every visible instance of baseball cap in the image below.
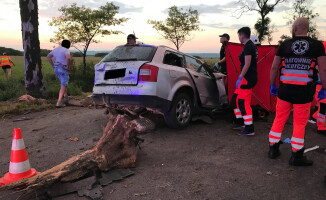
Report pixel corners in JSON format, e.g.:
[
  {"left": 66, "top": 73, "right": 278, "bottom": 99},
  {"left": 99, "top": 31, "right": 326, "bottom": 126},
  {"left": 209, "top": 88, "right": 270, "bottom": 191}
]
[
  {"left": 219, "top": 33, "right": 230, "bottom": 40},
  {"left": 127, "top": 34, "right": 138, "bottom": 40}
]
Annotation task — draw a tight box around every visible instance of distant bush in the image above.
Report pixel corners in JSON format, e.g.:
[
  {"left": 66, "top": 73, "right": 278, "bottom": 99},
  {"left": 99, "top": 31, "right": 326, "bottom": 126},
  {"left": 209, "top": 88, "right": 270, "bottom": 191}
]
[
  {"left": 94, "top": 52, "right": 108, "bottom": 57},
  {"left": 40, "top": 49, "right": 51, "bottom": 57},
  {"left": 69, "top": 61, "right": 95, "bottom": 92},
  {"left": 0, "top": 47, "right": 23, "bottom": 56},
  {"left": 71, "top": 52, "right": 83, "bottom": 57}
]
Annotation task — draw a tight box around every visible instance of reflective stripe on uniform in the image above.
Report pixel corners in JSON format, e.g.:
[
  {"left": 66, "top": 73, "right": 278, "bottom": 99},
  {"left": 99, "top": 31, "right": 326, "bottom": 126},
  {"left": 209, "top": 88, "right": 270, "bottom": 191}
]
[
  {"left": 291, "top": 137, "right": 304, "bottom": 144},
  {"left": 280, "top": 76, "right": 313, "bottom": 82},
  {"left": 243, "top": 115, "right": 252, "bottom": 120},
  {"left": 269, "top": 131, "right": 282, "bottom": 138},
  {"left": 269, "top": 138, "right": 280, "bottom": 143},
  {"left": 318, "top": 113, "right": 325, "bottom": 118},
  {"left": 317, "top": 118, "right": 325, "bottom": 122},
  {"left": 291, "top": 143, "right": 304, "bottom": 150},
  {"left": 281, "top": 69, "right": 313, "bottom": 76},
  {"left": 244, "top": 121, "right": 253, "bottom": 125}
]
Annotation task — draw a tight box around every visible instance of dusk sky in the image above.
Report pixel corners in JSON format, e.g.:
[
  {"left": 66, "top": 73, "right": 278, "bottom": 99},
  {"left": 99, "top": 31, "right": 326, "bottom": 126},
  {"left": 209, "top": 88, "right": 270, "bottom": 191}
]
[{"left": 1, "top": 0, "right": 326, "bottom": 53}]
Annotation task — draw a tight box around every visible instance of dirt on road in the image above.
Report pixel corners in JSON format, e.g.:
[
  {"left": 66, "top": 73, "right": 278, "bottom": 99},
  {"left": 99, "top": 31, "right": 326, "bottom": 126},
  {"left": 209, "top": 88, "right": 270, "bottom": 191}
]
[{"left": 0, "top": 107, "right": 325, "bottom": 200}]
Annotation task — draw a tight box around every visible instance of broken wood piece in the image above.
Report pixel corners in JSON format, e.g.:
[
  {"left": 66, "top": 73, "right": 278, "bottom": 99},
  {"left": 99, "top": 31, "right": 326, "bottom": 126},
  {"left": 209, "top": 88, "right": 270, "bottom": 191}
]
[
  {"left": 69, "top": 137, "right": 79, "bottom": 142},
  {"left": 0, "top": 108, "right": 155, "bottom": 196}
]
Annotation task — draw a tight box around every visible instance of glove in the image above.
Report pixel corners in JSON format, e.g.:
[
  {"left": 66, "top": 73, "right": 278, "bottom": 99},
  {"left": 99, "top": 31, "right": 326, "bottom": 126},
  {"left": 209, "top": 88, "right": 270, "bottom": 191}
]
[
  {"left": 318, "top": 88, "right": 326, "bottom": 101},
  {"left": 270, "top": 84, "right": 278, "bottom": 96},
  {"left": 236, "top": 77, "right": 243, "bottom": 89}
]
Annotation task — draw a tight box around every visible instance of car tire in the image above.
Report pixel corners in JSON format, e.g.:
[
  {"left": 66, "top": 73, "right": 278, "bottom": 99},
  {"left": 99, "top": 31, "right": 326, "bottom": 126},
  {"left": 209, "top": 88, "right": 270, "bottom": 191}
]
[{"left": 164, "top": 93, "right": 193, "bottom": 129}]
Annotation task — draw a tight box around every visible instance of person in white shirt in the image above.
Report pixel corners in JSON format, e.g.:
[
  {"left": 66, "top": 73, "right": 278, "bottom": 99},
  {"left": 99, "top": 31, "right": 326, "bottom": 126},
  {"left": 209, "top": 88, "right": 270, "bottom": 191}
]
[{"left": 47, "top": 40, "right": 72, "bottom": 107}]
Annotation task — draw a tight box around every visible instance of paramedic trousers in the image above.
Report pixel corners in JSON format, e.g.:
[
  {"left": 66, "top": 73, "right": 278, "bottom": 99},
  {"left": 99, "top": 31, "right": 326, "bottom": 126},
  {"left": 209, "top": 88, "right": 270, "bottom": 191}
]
[
  {"left": 232, "top": 87, "right": 254, "bottom": 132},
  {"left": 269, "top": 98, "right": 310, "bottom": 151},
  {"left": 312, "top": 85, "right": 326, "bottom": 132}
]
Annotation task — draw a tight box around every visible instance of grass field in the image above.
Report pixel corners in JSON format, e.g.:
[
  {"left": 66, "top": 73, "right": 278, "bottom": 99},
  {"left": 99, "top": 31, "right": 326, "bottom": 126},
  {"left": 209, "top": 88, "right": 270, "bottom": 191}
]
[
  {"left": 0, "top": 56, "right": 218, "bottom": 100},
  {"left": 0, "top": 56, "right": 102, "bottom": 81},
  {"left": 0, "top": 56, "right": 219, "bottom": 115}
]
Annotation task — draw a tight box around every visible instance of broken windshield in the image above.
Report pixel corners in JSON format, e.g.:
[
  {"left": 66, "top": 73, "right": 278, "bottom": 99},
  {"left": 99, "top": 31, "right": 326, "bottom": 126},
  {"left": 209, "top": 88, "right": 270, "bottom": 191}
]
[{"left": 101, "top": 45, "right": 157, "bottom": 62}]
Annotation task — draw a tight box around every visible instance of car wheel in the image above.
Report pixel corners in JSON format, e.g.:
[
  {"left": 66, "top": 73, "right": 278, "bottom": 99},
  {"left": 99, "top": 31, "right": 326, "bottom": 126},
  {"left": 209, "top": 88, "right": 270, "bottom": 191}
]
[{"left": 164, "top": 93, "right": 193, "bottom": 129}]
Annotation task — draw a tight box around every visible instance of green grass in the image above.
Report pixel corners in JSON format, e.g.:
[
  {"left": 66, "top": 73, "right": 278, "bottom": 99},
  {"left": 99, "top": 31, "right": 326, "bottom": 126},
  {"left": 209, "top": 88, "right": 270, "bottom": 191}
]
[
  {"left": 0, "top": 56, "right": 101, "bottom": 101},
  {"left": 0, "top": 101, "right": 56, "bottom": 116},
  {"left": 0, "top": 56, "right": 101, "bottom": 115},
  {"left": 0, "top": 56, "right": 218, "bottom": 102}
]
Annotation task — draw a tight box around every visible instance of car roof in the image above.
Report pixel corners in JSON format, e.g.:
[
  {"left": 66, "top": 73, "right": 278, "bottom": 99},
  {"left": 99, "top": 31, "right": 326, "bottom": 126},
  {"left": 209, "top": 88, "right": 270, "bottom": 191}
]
[
  {"left": 115, "top": 44, "right": 202, "bottom": 62},
  {"left": 157, "top": 45, "right": 202, "bottom": 61}
]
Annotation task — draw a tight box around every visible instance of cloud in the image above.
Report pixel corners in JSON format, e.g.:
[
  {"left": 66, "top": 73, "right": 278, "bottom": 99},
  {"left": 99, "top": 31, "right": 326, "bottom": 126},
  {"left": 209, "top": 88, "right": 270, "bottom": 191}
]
[
  {"left": 176, "top": 1, "right": 240, "bottom": 14},
  {"left": 38, "top": 0, "right": 143, "bottom": 18},
  {"left": 201, "top": 22, "right": 245, "bottom": 29},
  {"left": 274, "top": 4, "right": 291, "bottom": 13},
  {"left": 112, "top": 1, "right": 143, "bottom": 14}
]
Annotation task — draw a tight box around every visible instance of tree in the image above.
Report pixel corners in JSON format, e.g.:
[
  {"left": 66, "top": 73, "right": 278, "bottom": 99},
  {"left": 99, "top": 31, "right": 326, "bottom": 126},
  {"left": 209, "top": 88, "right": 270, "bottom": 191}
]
[
  {"left": 49, "top": 3, "right": 128, "bottom": 75},
  {"left": 148, "top": 6, "right": 200, "bottom": 50},
  {"left": 280, "top": 0, "right": 319, "bottom": 43},
  {"left": 236, "top": 0, "right": 286, "bottom": 43},
  {"left": 19, "top": 0, "right": 44, "bottom": 95}
]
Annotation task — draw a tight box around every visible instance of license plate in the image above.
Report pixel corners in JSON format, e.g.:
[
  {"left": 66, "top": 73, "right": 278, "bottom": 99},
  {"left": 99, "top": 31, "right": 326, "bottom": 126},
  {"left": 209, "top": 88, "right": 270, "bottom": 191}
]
[{"left": 104, "top": 68, "right": 126, "bottom": 80}]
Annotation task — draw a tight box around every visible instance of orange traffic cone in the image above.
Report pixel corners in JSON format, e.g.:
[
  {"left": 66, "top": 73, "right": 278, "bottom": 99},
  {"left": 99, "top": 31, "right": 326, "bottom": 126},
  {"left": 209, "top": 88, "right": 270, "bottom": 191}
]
[{"left": 0, "top": 128, "right": 37, "bottom": 186}]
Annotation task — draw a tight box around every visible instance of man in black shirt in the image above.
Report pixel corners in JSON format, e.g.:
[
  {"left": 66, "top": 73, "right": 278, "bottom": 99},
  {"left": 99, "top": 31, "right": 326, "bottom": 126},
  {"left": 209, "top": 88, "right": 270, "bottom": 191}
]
[
  {"left": 268, "top": 17, "right": 326, "bottom": 166},
  {"left": 231, "top": 27, "right": 258, "bottom": 136},
  {"left": 218, "top": 33, "right": 230, "bottom": 74}
]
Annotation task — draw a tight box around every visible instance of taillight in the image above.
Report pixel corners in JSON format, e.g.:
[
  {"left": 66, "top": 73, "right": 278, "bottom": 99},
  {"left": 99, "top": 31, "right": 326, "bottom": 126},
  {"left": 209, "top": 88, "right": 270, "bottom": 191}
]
[{"left": 139, "top": 64, "right": 159, "bottom": 82}]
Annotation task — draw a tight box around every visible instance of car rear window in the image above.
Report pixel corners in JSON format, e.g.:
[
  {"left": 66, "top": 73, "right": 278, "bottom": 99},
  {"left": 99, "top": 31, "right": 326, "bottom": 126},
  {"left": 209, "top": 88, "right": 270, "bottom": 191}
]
[{"left": 101, "top": 45, "right": 157, "bottom": 62}]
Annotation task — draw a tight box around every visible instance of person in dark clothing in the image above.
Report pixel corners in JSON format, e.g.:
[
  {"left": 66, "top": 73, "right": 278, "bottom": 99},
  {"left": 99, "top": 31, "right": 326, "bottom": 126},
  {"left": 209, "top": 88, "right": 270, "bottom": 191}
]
[
  {"left": 231, "top": 27, "right": 258, "bottom": 136},
  {"left": 218, "top": 33, "right": 230, "bottom": 74},
  {"left": 268, "top": 18, "right": 326, "bottom": 166}
]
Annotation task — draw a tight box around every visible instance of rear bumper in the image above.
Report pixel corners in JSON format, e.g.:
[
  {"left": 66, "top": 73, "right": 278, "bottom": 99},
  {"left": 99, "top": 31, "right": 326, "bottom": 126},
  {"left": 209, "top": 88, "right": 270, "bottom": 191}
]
[{"left": 92, "top": 93, "right": 171, "bottom": 113}]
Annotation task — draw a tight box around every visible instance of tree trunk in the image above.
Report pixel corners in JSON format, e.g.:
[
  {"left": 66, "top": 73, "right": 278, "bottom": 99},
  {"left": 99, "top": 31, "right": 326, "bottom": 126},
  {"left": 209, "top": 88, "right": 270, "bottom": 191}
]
[
  {"left": 82, "top": 51, "right": 87, "bottom": 75},
  {"left": 19, "top": 0, "right": 44, "bottom": 96},
  {"left": 0, "top": 108, "right": 156, "bottom": 194}
]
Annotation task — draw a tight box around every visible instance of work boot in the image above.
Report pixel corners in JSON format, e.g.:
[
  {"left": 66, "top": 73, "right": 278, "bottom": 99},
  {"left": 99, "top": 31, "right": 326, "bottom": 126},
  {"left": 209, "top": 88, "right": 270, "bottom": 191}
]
[
  {"left": 238, "top": 130, "right": 255, "bottom": 136},
  {"left": 289, "top": 148, "right": 313, "bottom": 166},
  {"left": 268, "top": 141, "right": 282, "bottom": 159}
]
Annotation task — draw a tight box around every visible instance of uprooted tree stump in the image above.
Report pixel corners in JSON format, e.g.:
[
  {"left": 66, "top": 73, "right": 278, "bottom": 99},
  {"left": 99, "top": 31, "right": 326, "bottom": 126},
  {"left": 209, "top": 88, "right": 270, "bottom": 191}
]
[{"left": 0, "top": 107, "right": 156, "bottom": 197}]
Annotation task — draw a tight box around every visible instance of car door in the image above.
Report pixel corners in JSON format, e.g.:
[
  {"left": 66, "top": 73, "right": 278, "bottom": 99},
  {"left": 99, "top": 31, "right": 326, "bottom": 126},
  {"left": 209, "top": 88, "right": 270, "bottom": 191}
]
[{"left": 185, "top": 56, "right": 219, "bottom": 108}]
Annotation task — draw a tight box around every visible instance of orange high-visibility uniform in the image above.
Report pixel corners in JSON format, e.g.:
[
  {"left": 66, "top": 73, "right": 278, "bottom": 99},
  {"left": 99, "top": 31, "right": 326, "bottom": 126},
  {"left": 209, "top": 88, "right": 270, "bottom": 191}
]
[
  {"left": 312, "top": 42, "right": 326, "bottom": 132},
  {"left": 233, "top": 78, "right": 253, "bottom": 127},
  {"left": 269, "top": 98, "right": 310, "bottom": 151},
  {"left": 269, "top": 36, "right": 325, "bottom": 152},
  {"left": 0, "top": 56, "right": 13, "bottom": 67},
  {"left": 232, "top": 40, "right": 257, "bottom": 133}
]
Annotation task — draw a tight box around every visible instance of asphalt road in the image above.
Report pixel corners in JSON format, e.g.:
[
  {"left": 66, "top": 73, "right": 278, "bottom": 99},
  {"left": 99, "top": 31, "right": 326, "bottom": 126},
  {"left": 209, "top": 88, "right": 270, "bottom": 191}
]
[{"left": 0, "top": 107, "right": 325, "bottom": 200}]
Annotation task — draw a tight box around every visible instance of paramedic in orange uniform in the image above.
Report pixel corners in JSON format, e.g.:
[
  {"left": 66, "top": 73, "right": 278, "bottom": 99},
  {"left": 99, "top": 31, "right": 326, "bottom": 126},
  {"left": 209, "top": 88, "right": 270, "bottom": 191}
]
[
  {"left": 314, "top": 41, "right": 326, "bottom": 134},
  {"left": 268, "top": 18, "right": 326, "bottom": 166},
  {"left": 231, "top": 27, "right": 258, "bottom": 136}
]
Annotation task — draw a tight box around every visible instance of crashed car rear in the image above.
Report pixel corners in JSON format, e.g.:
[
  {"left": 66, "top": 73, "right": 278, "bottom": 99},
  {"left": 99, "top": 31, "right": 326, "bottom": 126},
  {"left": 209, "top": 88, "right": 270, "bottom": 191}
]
[{"left": 93, "top": 44, "right": 227, "bottom": 129}]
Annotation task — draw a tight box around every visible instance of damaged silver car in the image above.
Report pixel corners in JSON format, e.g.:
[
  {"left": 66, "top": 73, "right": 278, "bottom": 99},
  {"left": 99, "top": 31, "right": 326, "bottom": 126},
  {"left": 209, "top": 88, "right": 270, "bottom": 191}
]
[{"left": 93, "top": 44, "right": 227, "bottom": 129}]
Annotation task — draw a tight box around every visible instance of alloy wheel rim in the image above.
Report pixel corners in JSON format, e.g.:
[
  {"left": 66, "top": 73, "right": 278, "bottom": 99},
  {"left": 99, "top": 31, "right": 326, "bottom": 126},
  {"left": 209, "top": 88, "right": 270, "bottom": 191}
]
[{"left": 176, "top": 98, "right": 190, "bottom": 124}]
